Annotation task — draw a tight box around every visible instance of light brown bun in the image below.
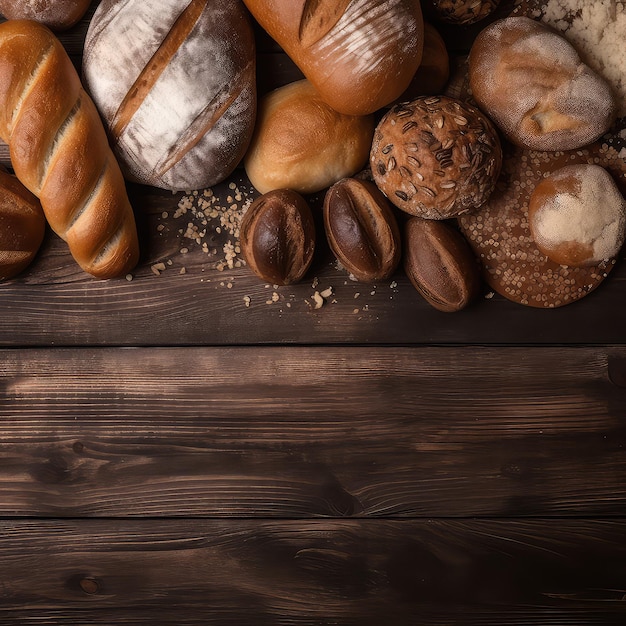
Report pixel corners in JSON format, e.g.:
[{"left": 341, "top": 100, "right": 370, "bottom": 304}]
[
  {"left": 0, "top": 0, "right": 91, "bottom": 30},
  {"left": 528, "top": 164, "right": 626, "bottom": 267},
  {"left": 242, "top": 0, "right": 424, "bottom": 116},
  {"left": 468, "top": 16, "right": 616, "bottom": 151},
  {"left": 0, "top": 20, "right": 139, "bottom": 279},
  {"left": 427, "top": 0, "right": 500, "bottom": 25},
  {"left": 0, "top": 166, "right": 46, "bottom": 280},
  {"left": 244, "top": 80, "right": 375, "bottom": 195},
  {"left": 83, "top": 0, "right": 256, "bottom": 192},
  {"left": 370, "top": 95, "right": 501, "bottom": 219}
]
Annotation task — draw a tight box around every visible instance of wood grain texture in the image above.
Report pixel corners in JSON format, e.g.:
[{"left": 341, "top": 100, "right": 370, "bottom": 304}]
[
  {"left": 0, "top": 519, "right": 625, "bottom": 624},
  {"left": 1, "top": 345, "right": 625, "bottom": 517}
]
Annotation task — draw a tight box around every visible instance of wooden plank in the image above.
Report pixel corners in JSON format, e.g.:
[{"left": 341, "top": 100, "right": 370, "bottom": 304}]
[
  {"left": 0, "top": 519, "right": 624, "bottom": 624},
  {"left": 1, "top": 346, "right": 625, "bottom": 517}
]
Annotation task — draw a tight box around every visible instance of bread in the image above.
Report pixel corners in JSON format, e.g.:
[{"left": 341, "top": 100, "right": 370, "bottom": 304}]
[
  {"left": 370, "top": 95, "right": 502, "bottom": 219},
  {"left": 244, "top": 80, "right": 375, "bottom": 195},
  {"left": 468, "top": 16, "right": 616, "bottom": 151},
  {"left": 425, "top": 0, "right": 500, "bottom": 25},
  {"left": 0, "top": 20, "right": 139, "bottom": 279},
  {"left": 0, "top": 0, "right": 91, "bottom": 31},
  {"left": 528, "top": 164, "right": 626, "bottom": 267},
  {"left": 395, "top": 22, "right": 449, "bottom": 100},
  {"left": 0, "top": 166, "right": 46, "bottom": 280},
  {"left": 242, "top": 0, "right": 424, "bottom": 116},
  {"left": 83, "top": 0, "right": 257, "bottom": 191}
]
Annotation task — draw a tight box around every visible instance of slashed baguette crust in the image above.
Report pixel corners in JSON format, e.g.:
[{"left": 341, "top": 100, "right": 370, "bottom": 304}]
[{"left": 0, "top": 20, "right": 139, "bottom": 279}]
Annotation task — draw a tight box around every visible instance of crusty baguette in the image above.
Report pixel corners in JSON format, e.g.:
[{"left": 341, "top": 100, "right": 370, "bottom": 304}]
[
  {"left": 242, "top": 0, "right": 424, "bottom": 116},
  {"left": 0, "top": 0, "right": 91, "bottom": 31},
  {"left": 0, "top": 19, "right": 139, "bottom": 279}
]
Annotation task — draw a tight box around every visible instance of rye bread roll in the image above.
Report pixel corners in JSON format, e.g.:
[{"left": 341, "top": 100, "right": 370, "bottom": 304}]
[
  {"left": 468, "top": 17, "right": 616, "bottom": 151},
  {"left": 83, "top": 0, "right": 257, "bottom": 191},
  {"left": 0, "top": 0, "right": 91, "bottom": 31},
  {"left": 242, "top": 0, "right": 424, "bottom": 116}
]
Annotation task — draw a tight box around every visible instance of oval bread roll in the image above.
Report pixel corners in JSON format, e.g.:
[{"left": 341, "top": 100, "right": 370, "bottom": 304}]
[
  {"left": 0, "top": 166, "right": 46, "bottom": 280},
  {"left": 242, "top": 0, "right": 424, "bottom": 116},
  {"left": 468, "top": 17, "right": 616, "bottom": 151},
  {"left": 244, "top": 80, "right": 375, "bottom": 195},
  {"left": 83, "top": 0, "right": 257, "bottom": 191}
]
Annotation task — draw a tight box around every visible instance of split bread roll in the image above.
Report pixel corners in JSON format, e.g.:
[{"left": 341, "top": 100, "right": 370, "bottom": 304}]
[
  {"left": 83, "top": 0, "right": 257, "bottom": 192},
  {"left": 0, "top": 166, "right": 46, "bottom": 280},
  {"left": 0, "top": 0, "right": 91, "bottom": 31},
  {"left": 244, "top": 80, "right": 375, "bottom": 195},
  {"left": 242, "top": 0, "right": 424, "bottom": 116},
  {"left": 469, "top": 17, "right": 616, "bottom": 151},
  {"left": 0, "top": 20, "right": 139, "bottom": 279},
  {"left": 528, "top": 164, "right": 626, "bottom": 267}
]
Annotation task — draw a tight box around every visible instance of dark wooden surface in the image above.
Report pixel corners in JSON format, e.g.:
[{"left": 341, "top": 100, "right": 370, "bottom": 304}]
[{"left": 1, "top": 1, "right": 626, "bottom": 624}]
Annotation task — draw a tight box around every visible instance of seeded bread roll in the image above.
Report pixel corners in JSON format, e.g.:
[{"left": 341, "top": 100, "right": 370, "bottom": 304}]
[
  {"left": 370, "top": 95, "right": 501, "bottom": 219},
  {"left": 0, "top": 0, "right": 91, "bottom": 31},
  {"left": 244, "top": 80, "right": 375, "bottom": 195},
  {"left": 242, "top": 0, "right": 424, "bottom": 116},
  {"left": 528, "top": 164, "right": 626, "bottom": 267},
  {"left": 468, "top": 16, "right": 616, "bottom": 151},
  {"left": 0, "top": 166, "right": 46, "bottom": 280},
  {"left": 83, "top": 0, "right": 257, "bottom": 191}
]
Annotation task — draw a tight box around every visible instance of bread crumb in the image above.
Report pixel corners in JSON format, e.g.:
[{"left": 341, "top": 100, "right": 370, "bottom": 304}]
[
  {"left": 151, "top": 262, "right": 166, "bottom": 276},
  {"left": 312, "top": 291, "right": 324, "bottom": 309},
  {"left": 243, "top": 295, "right": 251, "bottom": 307},
  {"left": 125, "top": 274, "right": 133, "bottom": 282}
]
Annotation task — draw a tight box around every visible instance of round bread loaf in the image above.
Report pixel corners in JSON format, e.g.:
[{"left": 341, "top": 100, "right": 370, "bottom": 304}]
[
  {"left": 83, "top": 0, "right": 257, "bottom": 191},
  {"left": 528, "top": 164, "right": 626, "bottom": 267},
  {"left": 370, "top": 95, "right": 501, "bottom": 219},
  {"left": 244, "top": 80, "right": 375, "bottom": 195},
  {"left": 242, "top": 0, "right": 424, "bottom": 116},
  {"left": 0, "top": 0, "right": 91, "bottom": 30},
  {"left": 0, "top": 167, "right": 46, "bottom": 280},
  {"left": 468, "top": 16, "right": 616, "bottom": 151}
]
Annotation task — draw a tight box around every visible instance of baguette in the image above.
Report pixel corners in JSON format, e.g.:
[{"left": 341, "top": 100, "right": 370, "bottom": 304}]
[
  {"left": 0, "top": 20, "right": 139, "bottom": 279},
  {"left": 242, "top": 0, "right": 424, "bottom": 116}
]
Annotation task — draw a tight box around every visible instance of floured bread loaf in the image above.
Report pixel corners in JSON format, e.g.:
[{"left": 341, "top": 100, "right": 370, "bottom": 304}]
[
  {"left": 242, "top": 0, "right": 424, "bottom": 116},
  {"left": 83, "top": 0, "right": 256, "bottom": 191},
  {"left": 528, "top": 164, "right": 626, "bottom": 267},
  {"left": 0, "top": 0, "right": 91, "bottom": 30},
  {"left": 469, "top": 16, "right": 616, "bottom": 151}
]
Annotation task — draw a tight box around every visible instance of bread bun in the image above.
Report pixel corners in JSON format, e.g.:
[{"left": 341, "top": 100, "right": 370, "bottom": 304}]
[
  {"left": 0, "top": 167, "right": 46, "bottom": 280},
  {"left": 468, "top": 16, "right": 616, "bottom": 151},
  {"left": 370, "top": 95, "right": 501, "bottom": 219},
  {"left": 426, "top": 0, "right": 500, "bottom": 25},
  {"left": 528, "top": 164, "right": 626, "bottom": 267},
  {"left": 244, "top": 80, "right": 374, "bottom": 195},
  {"left": 242, "top": 0, "right": 424, "bottom": 116},
  {"left": 0, "top": 0, "right": 91, "bottom": 30},
  {"left": 83, "top": 0, "right": 256, "bottom": 191}
]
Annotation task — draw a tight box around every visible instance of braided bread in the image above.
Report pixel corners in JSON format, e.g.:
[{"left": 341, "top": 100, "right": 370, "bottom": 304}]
[{"left": 0, "top": 19, "right": 139, "bottom": 279}]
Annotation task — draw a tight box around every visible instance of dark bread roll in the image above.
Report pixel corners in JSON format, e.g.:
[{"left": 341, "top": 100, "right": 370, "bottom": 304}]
[
  {"left": 370, "top": 95, "right": 501, "bottom": 219},
  {"left": 0, "top": 0, "right": 91, "bottom": 31},
  {"left": 0, "top": 166, "right": 46, "bottom": 280},
  {"left": 83, "top": 0, "right": 257, "bottom": 191},
  {"left": 242, "top": 0, "right": 424, "bottom": 116},
  {"left": 426, "top": 0, "right": 500, "bottom": 25},
  {"left": 528, "top": 164, "right": 626, "bottom": 267},
  {"left": 468, "top": 16, "right": 616, "bottom": 151}
]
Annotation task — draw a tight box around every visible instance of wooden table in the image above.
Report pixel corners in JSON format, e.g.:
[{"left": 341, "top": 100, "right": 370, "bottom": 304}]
[{"left": 1, "top": 2, "right": 625, "bottom": 624}]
